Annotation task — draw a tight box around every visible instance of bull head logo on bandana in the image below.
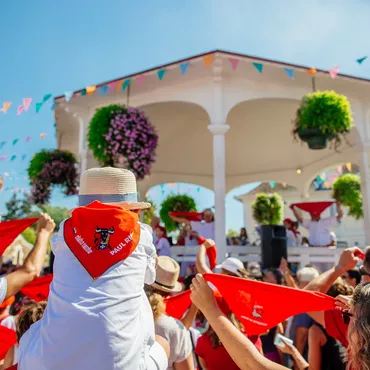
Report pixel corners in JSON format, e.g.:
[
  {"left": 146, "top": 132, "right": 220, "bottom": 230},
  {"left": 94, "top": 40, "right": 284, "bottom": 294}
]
[{"left": 94, "top": 227, "right": 115, "bottom": 250}]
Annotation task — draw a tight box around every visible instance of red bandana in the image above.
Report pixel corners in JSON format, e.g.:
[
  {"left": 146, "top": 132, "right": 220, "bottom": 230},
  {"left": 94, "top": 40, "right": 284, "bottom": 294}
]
[
  {"left": 64, "top": 201, "right": 140, "bottom": 279},
  {"left": 0, "top": 326, "right": 16, "bottom": 360},
  {"left": 292, "top": 202, "right": 334, "bottom": 218},
  {"left": 0, "top": 218, "right": 38, "bottom": 256},
  {"left": 20, "top": 274, "right": 53, "bottom": 301},
  {"left": 165, "top": 274, "right": 335, "bottom": 335},
  {"left": 169, "top": 212, "right": 203, "bottom": 222}
]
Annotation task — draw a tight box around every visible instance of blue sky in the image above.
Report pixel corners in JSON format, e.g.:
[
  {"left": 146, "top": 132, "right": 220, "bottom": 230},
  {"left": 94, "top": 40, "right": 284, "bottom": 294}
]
[{"left": 0, "top": 0, "right": 369, "bottom": 230}]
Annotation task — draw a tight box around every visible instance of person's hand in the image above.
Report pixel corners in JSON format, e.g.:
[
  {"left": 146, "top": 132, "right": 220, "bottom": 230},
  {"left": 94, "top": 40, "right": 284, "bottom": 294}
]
[
  {"left": 336, "top": 247, "right": 362, "bottom": 273},
  {"left": 335, "top": 295, "right": 353, "bottom": 310},
  {"left": 36, "top": 213, "right": 55, "bottom": 235},
  {"left": 275, "top": 337, "right": 295, "bottom": 356},
  {"left": 204, "top": 239, "right": 215, "bottom": 249},
  {"left": 190, "top": 274, "right": 219, "bottom": 316},
  {"left": 279, "top": 257, "right": 289, "bottom": 273}
]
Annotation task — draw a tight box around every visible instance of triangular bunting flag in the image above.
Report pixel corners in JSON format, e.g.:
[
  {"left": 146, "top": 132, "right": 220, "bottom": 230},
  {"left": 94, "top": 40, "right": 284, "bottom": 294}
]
[
  {"left": 0, "top": 142, "right": 5, "bottom": 149},
  {"left": 35, "top": 102, "right": 43, "bottom": 113},
  {"left": 108, "top": 82, "right": 118, "bottom": 92},
  {"left": 51, "top": 102, "right": 57, "bottom": 111},
  {"left": 23, "top": 98, "right": 32, "bottom": 111},
  {"left": 12, "top": 139, "right": 19, "bottom": 146},
  {"left": 98, "top": 85, "right": 109, "bottom": 96},
  {"left": 40, "top": 133, "right": 47, "bottom": 139},
  {"left": 284, "top": 68, "right": 295, "bottom": 79},
  {"left": 252, "top": 62, "right": 264, "bottom": 73},
  {"left": 122, "top": 79, "right": 131, "bottom": 91},
  {"left": 21, "top": 154, "right": 26, "bottom": 160},
  {"left": 228, "top": 58, "right": 239, "bottom": 71},
  {"left": 64, "top": 92, "right": 73, "bottom": 102},
  {"left": 329, "top": 66, "right": 340, "bottom": 79},
  {"left": 86, "top": 86, "right": 96, "bottom": 94},
  {"left": 136, "top": 75, "right": 145, "bottom": 86},
  {"left": 116, "top": 81, "right": 123, "bottom": 91},
  {"left": 357, "top": 56, "right": 367, "bottom": 65},
  {"left": 25, "top": 136, "right": 31, "bottom": 142},
  {"left": 180, "top": 62, "right": 190, "bottom": 75},
  {"left": 203, "top": 54, "right": 214, "bottom": 69},
  {"left": 307, "top": 67, "right": 317, "bottom": 75},
  {"left": 17, "top": 105, "right": 24, "bottom": 115},
  {"left": 157, "top": 69, "right": 167, "bottom": 81},
  {"left": 80, "top": 89, "right": 86, "bottom": 96},
  {"left": 269, "top": 181, "right": 276, "bottom": 188},
  {"left": 10, "top": 155, "right": 16, "bottom": 161},
  {"left": 0, "top": 102, "right": 12, "bottom": 113},
  {"left": 42, "top": 94, "right": 52, "bottom": 103},
  {"left": 0, "top": 156, "right": 7, "bottom": 161}
]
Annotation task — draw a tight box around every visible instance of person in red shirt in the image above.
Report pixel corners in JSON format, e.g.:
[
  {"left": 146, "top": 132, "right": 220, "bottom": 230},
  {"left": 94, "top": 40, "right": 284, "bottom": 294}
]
[{"left": 195, "top": 294, "right": 262, "bottom": 370}]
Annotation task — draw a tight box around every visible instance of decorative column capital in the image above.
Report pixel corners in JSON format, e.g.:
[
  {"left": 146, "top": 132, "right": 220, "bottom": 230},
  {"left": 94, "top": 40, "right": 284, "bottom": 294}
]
[{"left": 208, "top": 123, "right": 230, "bottom": 135}]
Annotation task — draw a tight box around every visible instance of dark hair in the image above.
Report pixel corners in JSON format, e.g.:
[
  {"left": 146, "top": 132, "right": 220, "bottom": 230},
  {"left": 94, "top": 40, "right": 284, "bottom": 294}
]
[
  {"left": 364, "top": 246, "right": 370, "bottom": 273},
  {"left": 202, "top": 209, "right": 214, "bottom": 221},
  {"left": 347, "top": 268, "right": 362, "bottom": 286},
  {"left": 16, "top": 301, "right": 47, "bottom": 341},
  {"left": 240, "top": 227, "right": 248, "bottom": 237},
  {"left": 326, "top": 278, "right": 354, "bottom": 298},
  {"left": 263, "top": 268, "right": 283, "bottom": 285}
]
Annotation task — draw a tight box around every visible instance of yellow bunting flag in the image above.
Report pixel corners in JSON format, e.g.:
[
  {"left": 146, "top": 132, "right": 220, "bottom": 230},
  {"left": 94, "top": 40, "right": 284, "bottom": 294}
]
[
  {"left": 346, "top": 162, "right": 352, "bottom": 172},
  {"left": 203, "top": 54, "right": 214, "bottom": 69},
  {"left": 169, "top": 183, "right": 175, "bottom": 189},
  {"left": 86, "top": 86, "right": 96, "bottom": 94},
  {"left": 40, "top": 133, "right": 47, "bottom": 139},
  {"left": 116, "top": 81, "right": 123, "bottom": 90},
  {"left": 307, "top": 68, "right": 317, "bottom": 75},
  {"left": 0, "top": 102, "right": 12, "bottom": 113}
]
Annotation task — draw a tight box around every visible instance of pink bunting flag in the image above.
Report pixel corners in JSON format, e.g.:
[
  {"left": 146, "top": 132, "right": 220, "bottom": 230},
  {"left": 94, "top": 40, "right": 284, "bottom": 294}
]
[
  {"left": 108, "top": 82, "right": 118, "bottom": 92},
  {"left": 17, "top": 105, "right": 24, "bottom": 115},
  {"left": 40, "top": 133, "right": 47, "bottom": 139},
  {"left": 23, "top": 98, "right": 32, "bottom": 112},
  {"left": 25, "top": 136, "right": 31, "bottom": 142},
  {"left": 228, "top": 58, "right": 239, "bottom": 71},
  {"left": 0, "top": 156, "right": 7, "bottom": 161},
  {"left": 136, "top": 75, "right": 145, "bottom": 87},
  {"left": 329, "top": 66, "right": 340, "bottom": 79}
]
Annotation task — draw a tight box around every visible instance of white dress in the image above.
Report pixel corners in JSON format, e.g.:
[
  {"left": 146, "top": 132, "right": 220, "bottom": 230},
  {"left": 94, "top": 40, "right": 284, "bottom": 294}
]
[{"left": 18, "top": 220, "right": 161, "bottom": 370}]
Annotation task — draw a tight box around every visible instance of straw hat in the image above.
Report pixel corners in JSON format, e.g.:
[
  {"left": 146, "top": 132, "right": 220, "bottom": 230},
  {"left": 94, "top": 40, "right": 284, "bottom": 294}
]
[
  {"left": 151, "top": 256, "right": 183, "bottom": 293},
  {"left": 78, "top": 167, "right": 151, "bottom": 210}
]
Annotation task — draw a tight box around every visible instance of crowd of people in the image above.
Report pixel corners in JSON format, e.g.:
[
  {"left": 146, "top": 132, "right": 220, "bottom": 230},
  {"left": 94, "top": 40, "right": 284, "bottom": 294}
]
[{"left": 0, "top": 167, "right": 367, "bottom": 370}]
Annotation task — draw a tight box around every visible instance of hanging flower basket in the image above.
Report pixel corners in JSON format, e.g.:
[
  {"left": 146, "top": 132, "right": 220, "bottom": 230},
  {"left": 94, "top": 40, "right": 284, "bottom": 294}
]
[
  {"left": 252, "top": 193, "right": 283, "bottom": 225},
  {"left": 28, "top": 150, "right": 78, "bottom": 205},
  {"left": 88, "top": 104, "right": 158, "bottom": 180},
  {"left": 293, "top": 91, "right": 353, "bottom": 150}
]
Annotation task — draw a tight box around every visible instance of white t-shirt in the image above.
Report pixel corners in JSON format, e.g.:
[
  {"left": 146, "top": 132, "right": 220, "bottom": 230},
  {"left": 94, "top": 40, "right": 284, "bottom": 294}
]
[
  {"left": 190, "top": 221, "right": 215, "bottom": 240},
  {"left": 18, "top": 220, "right": 162, "bottom": 370},
  {"left": 155, "top": 238, "right": 171, "bottom": 257},
  {"left": 302, "top": 216, "right": 338, "bottom": 246},
  {"left": 1, "top": 315, "right": 16, "bottom": 331},
  {"left": 155, "top": 315, "right": 193, "bottom": 370},
  {"left": 0, "top": 277, "right": 7, "bottom": 304}
]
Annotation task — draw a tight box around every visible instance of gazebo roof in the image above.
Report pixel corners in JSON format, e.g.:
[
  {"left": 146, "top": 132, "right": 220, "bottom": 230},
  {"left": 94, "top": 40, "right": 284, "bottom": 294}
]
[{"left": 55, "top": 49, "right": 370, "bottom": 198}]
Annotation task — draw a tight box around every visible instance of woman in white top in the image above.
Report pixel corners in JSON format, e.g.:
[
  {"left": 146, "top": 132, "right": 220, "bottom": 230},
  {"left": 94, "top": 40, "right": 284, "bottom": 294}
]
[
  {"left": 154, "top": 226, "right": 172, "bottom": 257},
  {"left": 170, "top": 209, "right": 215, "bottom": 240}
]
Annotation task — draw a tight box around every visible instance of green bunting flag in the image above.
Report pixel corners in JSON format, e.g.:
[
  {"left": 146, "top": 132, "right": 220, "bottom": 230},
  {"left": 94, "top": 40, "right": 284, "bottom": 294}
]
[{"left": 252, "top": 62, "right": 264, "bottom": 73}]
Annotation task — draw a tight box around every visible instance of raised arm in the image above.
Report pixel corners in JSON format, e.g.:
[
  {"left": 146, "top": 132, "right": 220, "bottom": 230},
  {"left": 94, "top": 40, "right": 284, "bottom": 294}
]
[
  {"left": 169, "top": 214, "right": 190, "bottom": 226},
  {"left": 290, "top": 205, "right": 303, "bottom": 224},
  {"left": 336, "top": 200, "right": 343, "bottom": 222},
  {"left": 190, "top": 275, "right": 288, "bottom": 370},
  {"left": 4, "top": 213, "right": 55, "bottom": 300},
  {"left": 196, "top": 242, "right": 213, "bottom": 274}
]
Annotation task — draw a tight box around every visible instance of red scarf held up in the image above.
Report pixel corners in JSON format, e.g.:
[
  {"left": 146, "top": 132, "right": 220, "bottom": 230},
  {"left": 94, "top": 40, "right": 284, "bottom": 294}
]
[
  {"left": 64, "top": 201, "right": 141, "bottom": 279},
  {"left": 291, "top": 202, "right": 334, "bottom": 218},
  {"left": 169, "top": 212, "right": 203, "bottom": 222},
  {"left": 0, "top": 218, "right": 38, "bottom": 256},
  {"left": 165, "top": 273, "right": 335, "bottom": 336},
  {"left": 198, "top": 237, "right": 217, "bottom": 271},
  {"left": 20, "top": 274, "right": 53, "bottom": 302},
  {"left": 0, "top": 326, "right": 16, "bottom": 360}
]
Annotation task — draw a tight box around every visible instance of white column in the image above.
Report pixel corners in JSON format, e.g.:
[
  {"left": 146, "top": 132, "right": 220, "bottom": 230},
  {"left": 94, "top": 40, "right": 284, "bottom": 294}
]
[
  {"left": 208, "top": 123, "right": 230, "bottom": 262},
  {"left": 77, "top": 116, "right": 88, "bottom": 174},
  {"left": 360, "top": 149, "right": 370, "bottom": 245}
]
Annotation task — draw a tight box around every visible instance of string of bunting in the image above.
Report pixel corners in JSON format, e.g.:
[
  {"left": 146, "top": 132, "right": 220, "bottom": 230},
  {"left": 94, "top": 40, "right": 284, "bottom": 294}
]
[{"left": 0, "top": 55, "right": 368, "bottom": 115}]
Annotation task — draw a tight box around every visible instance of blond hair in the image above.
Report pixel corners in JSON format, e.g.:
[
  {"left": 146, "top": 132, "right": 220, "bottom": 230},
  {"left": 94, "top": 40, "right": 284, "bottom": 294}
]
[
  {"left": 145, "top": 288, "right": 166, "bottom": 321},
  {"left": 16, "top": 301, "right": 47, "bottom": 341}
]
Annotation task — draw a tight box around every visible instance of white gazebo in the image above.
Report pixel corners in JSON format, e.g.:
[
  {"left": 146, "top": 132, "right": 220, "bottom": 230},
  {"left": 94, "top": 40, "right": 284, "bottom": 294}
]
[{"left": 54, "top": 50, "right": 370, "bottom": 261}]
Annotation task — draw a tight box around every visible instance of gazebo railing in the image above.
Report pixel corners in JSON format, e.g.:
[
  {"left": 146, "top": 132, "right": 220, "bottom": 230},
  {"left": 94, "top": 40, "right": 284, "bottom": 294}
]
[{"left": 170, "top": 245, "right": 345, "bottom": 269}]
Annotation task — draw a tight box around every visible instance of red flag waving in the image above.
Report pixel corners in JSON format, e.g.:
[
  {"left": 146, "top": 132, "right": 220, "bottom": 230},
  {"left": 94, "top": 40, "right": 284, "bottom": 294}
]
[
  {"left": 0, "top": 218, "right": 38, "bottom": 256},
  {"left": 165, "top": 274, "right": 335, "bottom": 335},
  {"left": 20, "top": 274, "right": 53, "bottom": 301},
  {"left": 0, "top": 326, "right": 16, "bottom": 360},
  {"left": 291, "top": 202, "right": 334, "bottom": 218},
  {"left": 169, "top": 212, "right": 202, "bottom": 222},
  {"left": 205, "top": 274, "right": 335, "bottom": 335}
]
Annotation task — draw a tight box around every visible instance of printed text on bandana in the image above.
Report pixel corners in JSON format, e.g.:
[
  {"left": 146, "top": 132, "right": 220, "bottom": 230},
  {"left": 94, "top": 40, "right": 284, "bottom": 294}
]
[
  {"left": 110, "top": 232, "right": 134, "bottom": 255},
  {"left": 75, "top": 235, "right": 93, "bottom": 254}
]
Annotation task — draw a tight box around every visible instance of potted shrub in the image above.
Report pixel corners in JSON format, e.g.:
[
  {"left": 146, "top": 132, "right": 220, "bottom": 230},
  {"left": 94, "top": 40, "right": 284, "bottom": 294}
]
[
  {"left": 252, "top": 193, "right": 286, "bottom": 268},
  {"left": 28, "top": 150, "right": 78, "bottom": 205},
  {"left": 293, "top": 90, "right": 353, "bottom": 150},
  {"left": 332, "top": 174, "right": 363, "bottom": 219},
  {"left": 88, "top": 104, "right": 158, "bottom": 180},
  {"left": 160, "top": 194, "right": 197, "bottom": 233}
]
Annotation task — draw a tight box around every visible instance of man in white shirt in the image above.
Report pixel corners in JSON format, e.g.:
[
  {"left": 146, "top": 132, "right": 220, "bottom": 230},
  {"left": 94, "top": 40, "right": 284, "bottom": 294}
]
[
  {"left": 0, "top": 213, "right": 55, "bottom": 305},
  {"left": 291, "top": 201, "right": 343, "bottom": 247}
]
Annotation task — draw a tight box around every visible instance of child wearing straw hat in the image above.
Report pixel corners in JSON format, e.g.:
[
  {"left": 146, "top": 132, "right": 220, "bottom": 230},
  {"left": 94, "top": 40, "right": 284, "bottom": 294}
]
[{"left": 18, "top": 168, "right": 168, "bottom": 370}]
